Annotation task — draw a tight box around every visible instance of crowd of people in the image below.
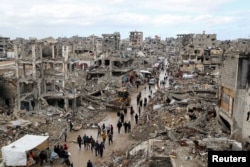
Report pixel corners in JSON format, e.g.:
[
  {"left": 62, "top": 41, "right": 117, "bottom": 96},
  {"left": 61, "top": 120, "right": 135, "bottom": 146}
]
[{"left": 58, "top": 73, "right": 162, "bottom": 167}]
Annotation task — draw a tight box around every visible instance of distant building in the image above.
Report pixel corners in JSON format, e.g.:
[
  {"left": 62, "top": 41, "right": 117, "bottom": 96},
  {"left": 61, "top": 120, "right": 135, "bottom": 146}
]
[
  {"left": 0, "top": 36, "right": 11, "bottom": 58},
  {"left": 129, "top": 31, "right": 143, "bottom": 50},
  {"left": 102, "top": 32, "right": 120, "bottom": 53}
]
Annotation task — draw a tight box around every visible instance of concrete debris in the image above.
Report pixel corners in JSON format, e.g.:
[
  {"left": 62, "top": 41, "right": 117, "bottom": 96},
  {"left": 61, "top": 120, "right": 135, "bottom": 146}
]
[{"left": 0, "top": 32, "right": 249, "bottom": 167}]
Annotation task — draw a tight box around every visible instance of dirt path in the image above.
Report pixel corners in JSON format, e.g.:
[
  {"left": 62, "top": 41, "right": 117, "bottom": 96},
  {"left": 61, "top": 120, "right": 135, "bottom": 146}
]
[{"left": 39, "top": 83, "right": 157, "bottom": 167}]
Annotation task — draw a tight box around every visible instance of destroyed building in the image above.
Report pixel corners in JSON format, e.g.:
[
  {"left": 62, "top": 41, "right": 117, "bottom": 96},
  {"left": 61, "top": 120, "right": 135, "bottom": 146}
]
[
  {"left": 0, "top": 36, "right": 11, "bottom": 59},
  {"left": 102, "top": 32, "right": 120, "bottom": 53},
  {"left": 177, "top": 32, "right": 222, "bottom": 74},
  {"left": 2, "top": 30, "right": 250, "bottom": 167},
  {"left": 144, "top": 35, "right": 166, "bottom": 56},
  {"left": 165, "top": 37, "right": 176, "bottom": 56},
  {"left": 129, "top": 31, "right": 143, "bottom": 51},
  {"left": 217, "top": 38, "right": 250, "bottom": 142},
  {"left": 16, "top": 40, "right": 84, "bottom": 113}
]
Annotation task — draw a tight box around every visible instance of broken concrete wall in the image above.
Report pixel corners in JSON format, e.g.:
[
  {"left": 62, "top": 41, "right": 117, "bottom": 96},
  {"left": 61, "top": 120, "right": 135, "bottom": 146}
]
[{"left": 102, "top": 32, "right": 120, "bottom": 53}]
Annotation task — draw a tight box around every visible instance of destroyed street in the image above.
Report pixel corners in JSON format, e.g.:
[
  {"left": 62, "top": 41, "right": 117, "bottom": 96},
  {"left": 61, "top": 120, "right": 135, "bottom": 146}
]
[{"left": 0, "top": 32, "right": 250, "bottom": 167}]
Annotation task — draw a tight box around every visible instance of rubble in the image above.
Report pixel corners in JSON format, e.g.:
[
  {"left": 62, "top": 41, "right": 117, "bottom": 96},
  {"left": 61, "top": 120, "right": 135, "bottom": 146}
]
[{"left": 1, "top": 31, "right": 250, "bottom": 167}]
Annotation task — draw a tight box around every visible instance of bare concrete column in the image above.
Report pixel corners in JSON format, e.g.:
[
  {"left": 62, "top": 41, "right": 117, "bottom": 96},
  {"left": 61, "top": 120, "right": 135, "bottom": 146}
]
[
  {"left": 17, "top": 81, "right": 21, "bottom": 110},
  {"left": 62, "top": 45, "right": 69, "bottom": 112},
  {"left": 14, "top": 45, "right": 19, "bottom": 78},
  {"left": 72, "top": 82, "right": 76, "bottom": 112},
  {"left": 32, "top": 45, "right": 36, "bottom": 80},
  {"left": 37, "top": 79, "right": 41, "bottom": 112},
  {"left": 43, "top": 79, "right": 47, "bottom": 94},
  {"left": 23, "top": 64, "right": 25, "bottom": 77}
]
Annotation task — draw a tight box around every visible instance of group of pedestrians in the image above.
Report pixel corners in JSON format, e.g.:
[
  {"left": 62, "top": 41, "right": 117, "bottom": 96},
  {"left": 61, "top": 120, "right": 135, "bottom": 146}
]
[
  {"left": 75, "top": 123, "right": 114, "bottom": 160},
  {"left": 116, "top": 111, "right": 132, "bottom": 134},
  {"left": 61, "top": 72, "right": 157, "bottom": 166}
]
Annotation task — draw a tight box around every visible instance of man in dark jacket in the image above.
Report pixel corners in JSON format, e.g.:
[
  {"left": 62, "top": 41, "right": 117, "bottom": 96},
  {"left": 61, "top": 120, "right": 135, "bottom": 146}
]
[
  {"left": 94, "top": 140, "right": 99, "bottom": 156},
  {"left": 127, "top": 121, "right": 131, "bottom": 132},
  {"left": 120, "top": 112, "right": 124, "bottom": 123},
  {"left": 123, "top": 121, "right": 128, "bottom": 133},
  {"left": 99, "top": 142, "right": 105, "bottom": 158},
  {"left": 77, "top": 135, "right": 82, "bottom": 150},
  {"left": 87, "top": 160, "right": 93, "bottom": 167},
  {"left": 117, "top": 121, "right": 122, "bottom": 134},
  {"left": 135, "top": 113, "right": 139, "bottom": 124}
]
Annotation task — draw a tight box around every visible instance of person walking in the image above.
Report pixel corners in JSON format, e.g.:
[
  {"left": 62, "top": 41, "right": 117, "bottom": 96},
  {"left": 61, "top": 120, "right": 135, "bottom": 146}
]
[
  {"left": 94, "top": 141, "right": 99, "bottom": 156},
  {"left": 63, "top": 143, "right": 68, "bottom": 151},
  {"left": 123, "top": 121, "right": 128, "bottom": 133},
  {"left": 101, "top": 132, "right": 106, "bottom": 144},
  {"left": 110, "top": 124, "right": 114, "bottom": 135},
  {"left": 97, "top": 125, "right": 101, "bottom": 138},
  {"left": 77, "top": 135, "right": 82, "bottom": 150},
  {"left": 120, "top": 112, "right": 125, "bottom": 123},
  {"left": 69, "top": 121, "right": 73, "bottom": 132},
  {"left": 127, "top": 121, "right": 131, "bottom": 132},
  {"left": 130, "top": 106, "right": 134, "bottom": 119},
  {"left": 117, "top": 121, "right": 122, "bottom": 134},
  {"left": 90, "top": 136, "right": 95, "bottom": 152},
  {"left": 87, "top": 160, "right": 93, "bottom": 167},
  {"left": 135, "top": 113, "right": 139, "bottom": 124},
  {"left": 139, "top": 99, "right": 143, "bottom": 107},
  {"left": 102, "top": 123, "right": 105, "bottom": 131},
  {"left": 63, "top": 128, "right": 67, "bottom": 142},
  {"left": 108, "top": 132, "right": 113, "bottom": 145},
  {"left": 99, "top": 142, "right": 105, "bottom": 158},
  {"left": 106, "top": 124, "right": 110, "bottom": 134},
  {"left": 144, "top": 97, "right": 147, "bottom": 108}
]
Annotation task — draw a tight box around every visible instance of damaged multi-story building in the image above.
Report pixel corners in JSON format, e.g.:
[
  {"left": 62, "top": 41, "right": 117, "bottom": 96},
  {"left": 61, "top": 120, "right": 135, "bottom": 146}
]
[
  {"left": 102, "top": 32, "right": 120, "bottom": 53},
  {"left": 129, "top": 31, "right": 143, "bottom": 51},
  {"left": 16, "top": 40, "right": 85, "bottom": 113},
  {"left": 86, "top": 32, "right": 134, "bottom": 81},
  {"left": 177, "top": 31, "right": 221, "bottom": 74},
  {"left": 0, "top": 36, "right": 11, "bottom": 59},
  {"left": 216, "top": 38, "right": 250, "bottom": 143},
  {"left": 144, "top": 35, "right": 166, "bottom": 56}
]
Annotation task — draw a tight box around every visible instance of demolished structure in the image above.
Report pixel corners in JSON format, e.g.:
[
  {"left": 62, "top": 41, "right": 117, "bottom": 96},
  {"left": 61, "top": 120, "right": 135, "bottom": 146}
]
[{"left": 1, "top": 31, "right": 250, "bottom": 167}]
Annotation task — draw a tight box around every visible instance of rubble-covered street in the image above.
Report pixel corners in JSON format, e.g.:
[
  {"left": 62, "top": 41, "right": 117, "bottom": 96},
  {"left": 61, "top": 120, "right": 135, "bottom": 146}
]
[{"left": 0, "top": 31, "right": 250, "bottom": 167}]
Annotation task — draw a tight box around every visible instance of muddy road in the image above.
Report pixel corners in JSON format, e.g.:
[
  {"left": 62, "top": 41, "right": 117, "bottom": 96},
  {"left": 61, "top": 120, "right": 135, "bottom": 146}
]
[{"left": 41, "top": 82, "right": 158, "bottom": 167}]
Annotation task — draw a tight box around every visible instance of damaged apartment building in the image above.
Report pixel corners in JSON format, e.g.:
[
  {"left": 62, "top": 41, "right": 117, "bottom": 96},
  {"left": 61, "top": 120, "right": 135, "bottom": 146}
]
[
  {"left": 217, "top": 38, "right": 250, "bottom": 143},
  {"left": 177, "top": 31, "right": 221, "bottom": 74},
  {"left": 0, "top": 36, "right": 12, "bottom": 59},
  {"left": 87, "top": 32, "right": 134, "bottom": 81},
  {"left": 16, "top": 39, "right": 87, "bottom": 113},
  {"left": 144, "top": 35, "right": 166, "bottom": 56},
  {"left": 129, "top": 31, "right": 143, "bottom": 51}
]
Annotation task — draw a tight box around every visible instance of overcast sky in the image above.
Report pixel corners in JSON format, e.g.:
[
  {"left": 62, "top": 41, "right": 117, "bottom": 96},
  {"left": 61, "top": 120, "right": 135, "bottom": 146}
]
[{"left": 1, "top": 0, "right": 250, "bottom": 40}]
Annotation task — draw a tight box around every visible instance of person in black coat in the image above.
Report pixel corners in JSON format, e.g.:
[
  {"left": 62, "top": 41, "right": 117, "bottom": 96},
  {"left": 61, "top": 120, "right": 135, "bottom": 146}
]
[
  {"left": 87, "top": 160, "right": 93, "bottom": 167},
  {"left": 94, "top": 141, "right": 99, "bottom": 156},
  {"left": 77, "top": 135, "right": 82, "bottom": 150},
  {"left": 117, "top": 121, "right": 122, "bottom": 134},
  {"left": 127, "top": 121, "right": 131, "bottom": 132},
  {"left": 135, "top": 113, "right": 139, "bottom": 124},
  {"left": 99, "top": 142, "right": 105, "bottom": 158},
  {"left": 123, "top": 121, "right": 128, "bottom": 133},
  {"left": 120, "top": 113, "right": 124, "bottom": 123}
]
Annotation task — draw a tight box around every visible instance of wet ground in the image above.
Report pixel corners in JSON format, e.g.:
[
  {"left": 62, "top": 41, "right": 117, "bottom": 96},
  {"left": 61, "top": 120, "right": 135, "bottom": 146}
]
[
  {"left": 35, "top": 57, "right": 170, "bottom": 167},
  {"left": 39, "top": 80, "right": 159, "bottom": 167}
]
